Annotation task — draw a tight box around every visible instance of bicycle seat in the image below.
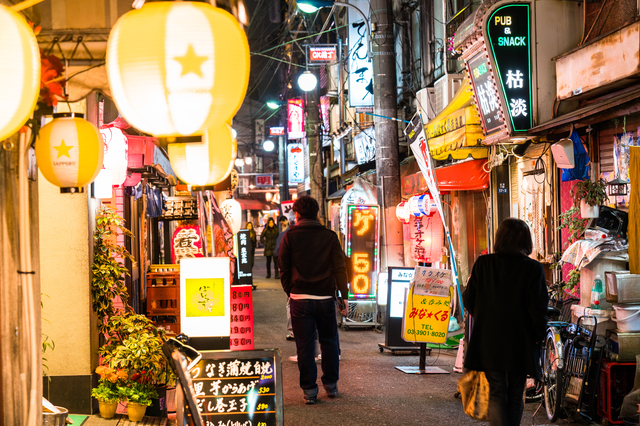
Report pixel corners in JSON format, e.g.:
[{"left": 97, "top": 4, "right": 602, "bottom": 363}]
[{"left": 547, "top": 306, "right": 561, "bottom": 319}]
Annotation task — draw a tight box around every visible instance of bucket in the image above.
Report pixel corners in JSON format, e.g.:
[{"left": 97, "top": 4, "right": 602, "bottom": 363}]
[
  {"left": 613, "top": 305, "right": 640, "bottom": 332},
  {"left": 42, "top": 406, "right": 68, "bottom": 426}
]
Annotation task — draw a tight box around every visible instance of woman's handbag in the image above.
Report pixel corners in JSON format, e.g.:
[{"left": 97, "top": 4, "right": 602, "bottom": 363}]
[{"left": 457, "top": 370, "right": 490, "bottom": 421}]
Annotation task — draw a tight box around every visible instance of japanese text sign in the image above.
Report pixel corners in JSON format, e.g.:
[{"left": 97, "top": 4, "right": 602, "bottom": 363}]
[
  {"left": 255, "top": 174, "right": 273, "bottom": 187},
  {"left": 287, "top": 143, "right": 304, "bottom": 183},
  {"left": 389, "top": 268, "right": 415, "bottom": 318},
  {"left": 287, "top": 99, "right": 305, "bottom": 139},
  {"left": 269, "top": 126, "right": 285, "bottom": 136},
  {"left": 467, "top": 52, "right": 505, "bottom": 135},
  {"left": 413, "top": 266, "right": 453, "bottom": 297},
  {"left": 486, "top": 3, "right": 533, "bottom": 132},
  {"left": 307, "top": 45, "right": 337, "bottom": 63},
  {"left": 236, "top": 230, "right": 253, "bottom": 285},
  {"left": 187, "top": 349, "right": 284, "bottom": 426},
  {"left": 401, "top": 283, "right": 451, "bottom": 344},
  {"left": 180, "top": 257, "right": 231, "bottom": 339},
  {"left": 229, "top": 286, "right": 254, "bottom": 351},
  {"left": 347, "top": 0, "right": 373, "bottom": 107},
  {"left": 345, "top": 205, "right": 379, "bottom": 300},
  {"left": 172, "top": 225, "right": 204, "bottom": 264}
]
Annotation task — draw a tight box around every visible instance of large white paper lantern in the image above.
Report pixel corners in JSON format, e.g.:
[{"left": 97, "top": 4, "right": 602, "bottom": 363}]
[
  {"left": 167, "top": 123, "right": 237, "bottom": 186},
  {"left": 35, "top": 113, "right": 104, "bottom": 192},
  {"left": 106, "top": 1, "right": 250, "bottom": 138},
  {"left": 100, "top": 126, "right": 128, "bottom": 186},
  {"left": 0, "top": 5, "right": 40, "bottom": 141},
  {"left": 410, "top": 212, "right": 444, "bottom": 263}
]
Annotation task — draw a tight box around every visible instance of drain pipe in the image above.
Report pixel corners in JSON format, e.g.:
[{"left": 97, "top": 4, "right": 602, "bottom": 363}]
[{"left": 18, "top": 129, "right": 38, "bottom": 426}]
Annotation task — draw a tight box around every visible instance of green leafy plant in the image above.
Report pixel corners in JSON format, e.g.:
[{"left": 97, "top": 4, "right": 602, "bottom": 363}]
[
  {"left": 41, "top": 294, "right": 55, "bottom": 377},
  {"left": 557, "top": 206, "right": 589, "bottom": 248},
  {"left": 118, "top": 379, "right": 159, "bottom": 407},
  {"left": 571, "top": 178, "right": 609, "bottom": 207},
  {"left": 99, "top": 313, "right": 174, "bottom": 386},
  {"left": 91, "top": 206, "right": 134, "bottom": 335},
  {"left": 91, "top": 365, "right": 128, "bottom": 403},
  {"left": 566, "top": 268, "right": 581, "bottom": 291}
]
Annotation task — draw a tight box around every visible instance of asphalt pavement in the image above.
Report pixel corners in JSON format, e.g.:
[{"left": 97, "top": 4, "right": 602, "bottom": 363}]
[{"left": 249, "top": 251, "right": 561, "bottom": 426}]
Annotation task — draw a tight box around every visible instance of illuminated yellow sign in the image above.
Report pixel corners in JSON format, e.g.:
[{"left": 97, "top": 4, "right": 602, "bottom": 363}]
[
  {"left": 352, "top": 253, "right": 371, "bottom": 294},
  {"left": 401, "top": 284, "right": 451, "bottom": 344},
  {"left": 353, "top": 209, "right": 375, "bottom": 236}
]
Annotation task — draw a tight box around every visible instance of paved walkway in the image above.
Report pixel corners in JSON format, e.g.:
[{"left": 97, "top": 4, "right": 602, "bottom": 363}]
[{"left": 84, "top": 252, "right": 585, "bottom": 425}]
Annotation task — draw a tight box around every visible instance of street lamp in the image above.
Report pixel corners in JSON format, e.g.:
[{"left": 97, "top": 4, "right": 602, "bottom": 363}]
[
  {"left": 266, "top": 101, "right": 282, "bottom": 110},
  {"left": 298, "top": 70, "right": 318, "bottom": 92},
  {"left": 244, "top": 156, "right": 253, "bottom": 165},
  {"left": 263, "top": 140, "right": 275, "bottom": 152},
  {"left": 296, "top": 0, "right": 371, "bottom": 61}
]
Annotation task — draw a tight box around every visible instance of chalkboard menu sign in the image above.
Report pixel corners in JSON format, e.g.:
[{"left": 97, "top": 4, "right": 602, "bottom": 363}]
[
  {"left": 186, "top": 349, "right": 284, "bottom": 426},
  {"left": 236, "top": 230, "right": 253, "bottom": 285}
]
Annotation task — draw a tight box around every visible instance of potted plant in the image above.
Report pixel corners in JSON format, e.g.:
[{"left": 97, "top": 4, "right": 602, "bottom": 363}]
[
  {"left": 571, "top": 178, "right": 609, "bottom": 218},
  {"left": 118, "top": 373, "right": 159, "bottom": 422},
  {"left": 91, "top": 365, "right": 128, "bottom": 418}
]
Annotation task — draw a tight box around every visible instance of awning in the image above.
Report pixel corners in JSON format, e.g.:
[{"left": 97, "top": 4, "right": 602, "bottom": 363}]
[
  {"left": 236, "top": 199, "right": 271, "bottom": 211},
  {"left": 401, "top": 158, "right": 489, "bottom": 196},
  {"left": 327, "top": 188, "right": 347, "bottom": 200},
  {"left": 423, "top": 79, "right": 486, "bottom": 160}
]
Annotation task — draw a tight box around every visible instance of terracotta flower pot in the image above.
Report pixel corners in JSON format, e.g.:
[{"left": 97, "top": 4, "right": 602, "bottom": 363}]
[
  {"left": 127, "top": 402, "right": 147, "bottom": 422},
  {"left": 98, "top": 400, "right": 117, "bottom": 419}
]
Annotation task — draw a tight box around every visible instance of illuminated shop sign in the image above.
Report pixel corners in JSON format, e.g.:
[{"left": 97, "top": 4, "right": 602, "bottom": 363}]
[
  {"left": 307, "top": 45, "right": 337, "bottom": 63},
  {"left": 345, "top": 205, "right": 379, "bottom": 300},
  {"left": 287, "top": 99, "right": 305, "bottom": 139},
  {"left": 486, "top": 3, "right": 533, "bottom": 132},
  {"left": 269, "top": 126, "right": 285, "bottom": 136},
  {"left": 287, "top": 143, "right": 304, "bottom": 183},
  {"left": 347, "top": 0, "right": 373, "bottom": 107},
  {"left": 467, "top": 52, "right": 505, "bottom": 135}
]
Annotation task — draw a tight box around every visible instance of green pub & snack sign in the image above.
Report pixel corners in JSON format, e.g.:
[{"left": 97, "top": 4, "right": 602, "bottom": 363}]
[{"left": 486, "top": 3, "right": 533, "bottom": 132}]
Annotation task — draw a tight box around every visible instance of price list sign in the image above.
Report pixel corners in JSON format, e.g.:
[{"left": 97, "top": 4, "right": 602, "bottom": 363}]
[
  {"left": 187, "top": 349, "right": 284, "bottom": 426},
  {"left": 230, "top": 286, "right": 254, "bottom": 351}
]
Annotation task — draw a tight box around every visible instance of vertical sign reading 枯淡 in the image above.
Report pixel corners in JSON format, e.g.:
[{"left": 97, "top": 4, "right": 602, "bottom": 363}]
[
  {"left": 486, "top": 3, "right": 533, "bottom": 132},
  {"left": 345, "top": 205, "right": 379, "bottom": 300},
  {"left": 467, "top": 52, "right": 506, "bottom": 135}
]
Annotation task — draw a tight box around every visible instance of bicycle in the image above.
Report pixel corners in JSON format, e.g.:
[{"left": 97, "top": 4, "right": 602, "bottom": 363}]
[{"left": 539, "top": 314, "right": 601, "bottom": 422}]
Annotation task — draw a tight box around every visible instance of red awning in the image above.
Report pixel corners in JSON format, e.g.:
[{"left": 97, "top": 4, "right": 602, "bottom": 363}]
[
  {"left": 236, "top": 198, "right": 271, "bottom": 210},
  {"left": 435, "top": 159, "right": 489, "bottom": 191},
  {"left": 401, "top": 158, "right": 489, "bottom": 196}
]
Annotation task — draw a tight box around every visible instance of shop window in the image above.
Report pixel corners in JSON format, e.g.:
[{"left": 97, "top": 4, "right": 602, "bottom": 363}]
[{"left": 255, "top": 156, "right": 264, "bottom": 173}]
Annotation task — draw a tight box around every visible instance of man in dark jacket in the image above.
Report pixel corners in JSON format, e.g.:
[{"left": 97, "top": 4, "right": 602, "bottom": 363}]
[{"left": 278, "top": 196, "right": 349, "bottom": 404}]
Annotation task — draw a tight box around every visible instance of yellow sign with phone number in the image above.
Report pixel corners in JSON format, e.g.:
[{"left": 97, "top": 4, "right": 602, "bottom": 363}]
[{"left": 401, "top": 283, "right": 452, "bottom": 344}]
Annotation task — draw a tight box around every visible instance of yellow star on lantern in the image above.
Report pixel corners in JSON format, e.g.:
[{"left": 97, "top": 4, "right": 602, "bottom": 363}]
[
  {"left": 53, "top": 140, "right": 73, "bottom": 158},
  {"left": 174, "top": 44, "right": 208, "bottom": 78}
]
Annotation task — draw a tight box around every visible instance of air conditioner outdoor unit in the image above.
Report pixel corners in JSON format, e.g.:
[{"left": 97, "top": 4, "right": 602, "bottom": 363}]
[
  {"left": 434, "top": 74, "right": 463, "bottom": 114},
  {"left": 416, "top": 87, "right": 436, "bottom": 122}
]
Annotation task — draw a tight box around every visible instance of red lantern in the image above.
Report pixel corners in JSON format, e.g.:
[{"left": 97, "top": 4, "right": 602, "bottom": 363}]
[
  {"left": 396, "top": 201, "right": 411, "bottom": 224},
  {"left": 410, "top": 212, "right": 443, "bottom": 263}
]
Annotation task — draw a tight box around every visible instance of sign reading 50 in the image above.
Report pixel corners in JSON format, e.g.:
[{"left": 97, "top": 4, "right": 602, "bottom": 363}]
[{"left": 346, "top": 205, "right": 379, "bottom": 299}]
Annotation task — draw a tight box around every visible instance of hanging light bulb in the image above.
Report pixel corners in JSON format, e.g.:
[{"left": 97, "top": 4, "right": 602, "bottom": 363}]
[
  {"left": 235, "top": 157, "right": 245, "bottom": 167},
  {"left": 298, "top": 70, "right": 317, "bottom": 92},
  {"left": 244, "top": 156, "right": 252, "bottom": 165},
  {"left": 263, "top": 140, "right": 275, "bottom": 152}
]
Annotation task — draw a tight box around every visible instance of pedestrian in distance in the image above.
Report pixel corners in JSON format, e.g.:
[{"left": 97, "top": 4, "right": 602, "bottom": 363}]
[
  {"left": 274, "top": 216, "right": 293, "bottom": 338},
  {"left": 245, "top": 222, "right": 257, "bottom": 268},
  {"left": 278, "top": 196, "right": 349, "bottom": 405},
  {"left": 260, "top": 217, "right": 279, "bottom": 279},
  {"left": 463, "top": 217, "right": 548, "bottom": 426}
]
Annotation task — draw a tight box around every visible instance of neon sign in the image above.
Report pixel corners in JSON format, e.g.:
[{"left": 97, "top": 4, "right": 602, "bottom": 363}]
[{"left": 345, "top": 205, "right": 379, "bottom": 299}]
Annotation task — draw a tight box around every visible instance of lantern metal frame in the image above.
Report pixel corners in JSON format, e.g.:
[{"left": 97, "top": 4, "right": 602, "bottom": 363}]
[{"left": 607, "top": 177, "right": 629, "bottom": 197}]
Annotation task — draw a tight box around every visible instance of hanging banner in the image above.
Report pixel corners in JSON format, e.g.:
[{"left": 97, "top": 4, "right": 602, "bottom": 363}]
[
  {"left": 354, "top": 127, "right": 376, "bottom": 165},
  {"left": 287, "top": 143, "right": 304, "bottom": 183},
  {"left": 405, "top": 112, "right": 464, "bottom": 318},
  {"left": 347, "top": 0, "right": 373, "bottom": 107},
  {"left": 172, "top": 225, "right": 204, "bottom": 264},
  {"left": 287, "top": 99, "right": 305, "bottom": 139}
]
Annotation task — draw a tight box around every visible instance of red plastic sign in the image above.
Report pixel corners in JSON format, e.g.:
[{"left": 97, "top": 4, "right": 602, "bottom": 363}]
[{"left": 229, "top": 285, "right": 254, "bottom": 351}]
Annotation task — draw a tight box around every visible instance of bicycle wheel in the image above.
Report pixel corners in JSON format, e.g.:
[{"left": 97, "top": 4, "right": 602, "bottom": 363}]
[
  {"left": 543, "top": 331, "right": 564, "bottom": 421},
  {"left": 525, "top": 377, "right": 543, "bottom": 403}
]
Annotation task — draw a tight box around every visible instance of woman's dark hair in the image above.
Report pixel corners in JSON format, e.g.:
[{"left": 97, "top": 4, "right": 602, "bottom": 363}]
[
  {"left": 293, "top": 196, "right": 319, "bottom": 219},
  {"left": 493, "top": 218, "right": 533, "bottom": 256}
]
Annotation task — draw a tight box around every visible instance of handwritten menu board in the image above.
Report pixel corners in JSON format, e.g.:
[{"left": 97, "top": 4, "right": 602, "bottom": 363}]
[
  {"left": 187, "top": 349, "right": 283, "bottom": 426},
  {"left": 413, "top": 266, "right": 452, "bottom": 297},
  {"left": 230, "top": 286, "right": 254, "bottom": 351}
]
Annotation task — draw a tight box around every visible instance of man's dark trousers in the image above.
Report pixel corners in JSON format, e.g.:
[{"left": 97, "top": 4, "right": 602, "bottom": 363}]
[{"left": 290, "top": 298, "right": 340, "bottom": 398}]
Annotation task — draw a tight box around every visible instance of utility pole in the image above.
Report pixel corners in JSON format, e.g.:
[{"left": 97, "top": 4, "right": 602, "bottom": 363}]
[
  {"left": 305, "top": 69, "right": 326, "bottom": 223},
  {"left": 371, "top": 0, "right": 404, "bottom": 266}
]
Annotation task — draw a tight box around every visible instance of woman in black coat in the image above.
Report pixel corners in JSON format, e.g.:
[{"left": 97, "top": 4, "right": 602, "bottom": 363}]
[{"left": 463, "top": 218, "right": 548, "bottom": 426}]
